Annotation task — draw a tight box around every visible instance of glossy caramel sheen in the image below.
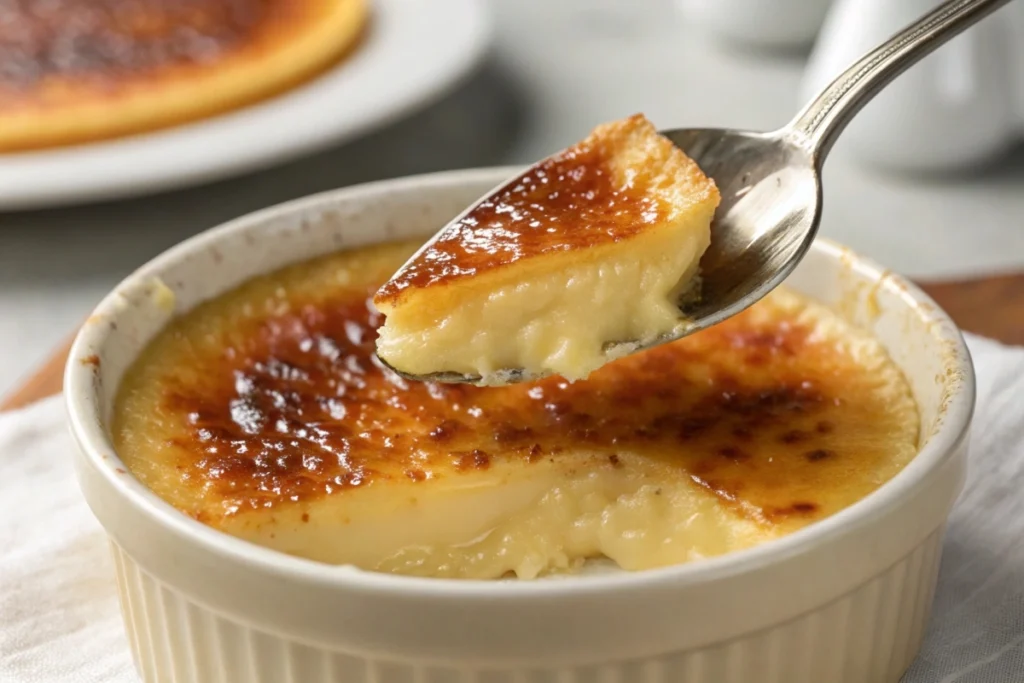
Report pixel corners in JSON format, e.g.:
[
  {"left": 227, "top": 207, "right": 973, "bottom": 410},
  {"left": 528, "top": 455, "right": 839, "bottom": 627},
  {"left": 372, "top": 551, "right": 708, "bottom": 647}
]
[
  {"left": 375, "top": 130, "right": 668, "bottom": 303},
  {"left": 115, "top": 240, "right": 918, "bottom": 532}
]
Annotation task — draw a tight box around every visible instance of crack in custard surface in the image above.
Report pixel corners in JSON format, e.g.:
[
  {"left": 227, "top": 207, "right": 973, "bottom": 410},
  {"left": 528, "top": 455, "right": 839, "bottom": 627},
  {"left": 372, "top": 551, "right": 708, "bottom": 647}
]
[{"left": 114, "top": 240, "right": 919, "bottom": 574}]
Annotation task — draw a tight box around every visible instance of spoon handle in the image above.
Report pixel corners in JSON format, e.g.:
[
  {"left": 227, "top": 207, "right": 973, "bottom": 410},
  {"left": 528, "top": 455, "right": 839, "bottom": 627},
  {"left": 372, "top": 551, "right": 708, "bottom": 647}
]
[{"left": 786, "top": 0, "right": 1014, "bottom": 160}]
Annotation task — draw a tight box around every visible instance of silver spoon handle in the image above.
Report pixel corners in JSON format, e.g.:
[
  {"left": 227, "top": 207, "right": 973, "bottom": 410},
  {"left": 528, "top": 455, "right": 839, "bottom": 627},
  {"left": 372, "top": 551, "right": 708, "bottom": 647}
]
[{"left": 786, "top": 0, "right": 1014, "bottom": 161}]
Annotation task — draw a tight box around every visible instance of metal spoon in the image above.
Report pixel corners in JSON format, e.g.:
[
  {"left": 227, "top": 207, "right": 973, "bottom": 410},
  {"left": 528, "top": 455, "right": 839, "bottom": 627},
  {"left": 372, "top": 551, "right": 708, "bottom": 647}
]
[{"left": 387, "top": 0, "right": 1012, "bottom": 386}]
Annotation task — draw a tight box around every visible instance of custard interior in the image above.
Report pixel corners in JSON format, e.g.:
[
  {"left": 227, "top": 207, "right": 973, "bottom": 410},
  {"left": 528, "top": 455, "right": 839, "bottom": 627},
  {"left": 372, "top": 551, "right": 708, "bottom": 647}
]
[{"left": 373, "top": 115, "right": 720, "bottom": 383}]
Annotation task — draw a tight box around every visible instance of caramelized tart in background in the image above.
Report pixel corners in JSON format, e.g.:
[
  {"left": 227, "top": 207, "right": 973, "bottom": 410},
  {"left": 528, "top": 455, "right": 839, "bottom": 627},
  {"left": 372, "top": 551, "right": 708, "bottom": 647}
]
[
  {"left": 113, "top": 240, "right": 919, "bottom": 580},
  {"left": 373, "top": 114, "right": 721, "bottom": 384},
  {"left": 0, "top": 0, "right": 368, "bottom": 151}
]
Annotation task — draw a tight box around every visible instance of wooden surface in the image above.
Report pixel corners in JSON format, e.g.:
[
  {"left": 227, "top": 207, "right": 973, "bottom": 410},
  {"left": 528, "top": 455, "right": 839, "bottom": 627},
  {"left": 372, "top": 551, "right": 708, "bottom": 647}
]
[
  {"left": 2, "top": 273, "right": 1023, "bottom": 413},
  {"left": 1, "top": 334, "right": 76, "bottom": 412},
  {"left": 916, "top": 273, "right": 1024, "bottom": 347}
]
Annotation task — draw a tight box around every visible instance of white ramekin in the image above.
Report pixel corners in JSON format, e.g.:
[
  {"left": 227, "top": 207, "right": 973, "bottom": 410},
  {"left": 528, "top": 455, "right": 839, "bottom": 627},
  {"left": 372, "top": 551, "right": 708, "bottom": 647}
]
[{"left": 66, "top": 168, "right": 975, "bottom": 683}]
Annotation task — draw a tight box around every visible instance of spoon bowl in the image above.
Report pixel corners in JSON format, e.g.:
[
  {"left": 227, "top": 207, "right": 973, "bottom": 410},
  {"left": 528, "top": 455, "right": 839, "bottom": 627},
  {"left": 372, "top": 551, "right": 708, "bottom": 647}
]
[
  {"left": 386, "top": 0, "right": 1010, "bottom": 385},
  {"left": 663, "top": 128, "right": 819, "bottom": 332},
  {"left": 382, "top": 129, "right": 820, "bottom": 386}
]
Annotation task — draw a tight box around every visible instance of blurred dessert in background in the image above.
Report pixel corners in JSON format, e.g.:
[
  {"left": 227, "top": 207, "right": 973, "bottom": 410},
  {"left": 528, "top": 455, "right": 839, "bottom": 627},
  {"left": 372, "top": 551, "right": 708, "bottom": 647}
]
[{"left": 0, "top": 0, "right": 368, "bottom": 151}]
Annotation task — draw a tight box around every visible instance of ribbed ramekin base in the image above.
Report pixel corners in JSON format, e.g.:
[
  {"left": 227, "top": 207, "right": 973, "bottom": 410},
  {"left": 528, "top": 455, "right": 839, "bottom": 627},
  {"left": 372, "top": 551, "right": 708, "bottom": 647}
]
[{"left": 110, "top": 528, "right": 943, "bottom": 683}]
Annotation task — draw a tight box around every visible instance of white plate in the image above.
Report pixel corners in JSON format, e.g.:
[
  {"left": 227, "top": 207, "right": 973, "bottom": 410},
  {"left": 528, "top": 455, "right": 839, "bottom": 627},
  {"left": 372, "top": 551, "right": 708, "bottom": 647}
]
[{"left": 0, "top": 0, "right": 491, "bottom": 211}]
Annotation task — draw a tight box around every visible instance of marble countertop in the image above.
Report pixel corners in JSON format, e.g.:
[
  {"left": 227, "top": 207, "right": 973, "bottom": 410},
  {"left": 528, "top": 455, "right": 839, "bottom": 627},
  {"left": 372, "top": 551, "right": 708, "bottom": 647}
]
[{"left": 2, "top": 0, "right": 1023, "bottom": 393}]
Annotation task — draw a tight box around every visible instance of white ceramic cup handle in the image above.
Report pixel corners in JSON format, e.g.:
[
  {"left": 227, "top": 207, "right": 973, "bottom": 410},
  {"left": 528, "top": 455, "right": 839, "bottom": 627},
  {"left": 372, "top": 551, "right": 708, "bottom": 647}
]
[{"left": 787, "top": 0, "right": 1013, "bottom": 162}]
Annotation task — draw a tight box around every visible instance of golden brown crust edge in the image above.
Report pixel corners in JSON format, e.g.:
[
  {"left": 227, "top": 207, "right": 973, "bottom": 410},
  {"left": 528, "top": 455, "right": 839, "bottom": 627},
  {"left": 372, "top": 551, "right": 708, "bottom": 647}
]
[
  {"left": 589, "top": 113, "right": 719, "bottom": 217},
  {"left": 374, "top": 114, "right": 720, "bottom": 312}
]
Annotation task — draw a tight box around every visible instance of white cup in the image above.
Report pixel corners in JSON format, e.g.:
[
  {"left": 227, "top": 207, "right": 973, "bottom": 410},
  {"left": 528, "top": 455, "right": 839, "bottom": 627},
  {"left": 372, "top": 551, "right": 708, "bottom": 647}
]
[
  {"left": 677, "top": 0, "right": 834, "bottom": 49},
  {"left": 800, "top": 0, "right": 1023, "bottom": 172}
]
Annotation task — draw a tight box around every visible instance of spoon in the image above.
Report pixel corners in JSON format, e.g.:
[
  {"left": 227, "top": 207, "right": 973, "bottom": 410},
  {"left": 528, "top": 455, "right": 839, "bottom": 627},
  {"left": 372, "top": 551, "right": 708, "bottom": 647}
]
[{"left": 387, "top": 0, "right": 1012, "bottom": 386}]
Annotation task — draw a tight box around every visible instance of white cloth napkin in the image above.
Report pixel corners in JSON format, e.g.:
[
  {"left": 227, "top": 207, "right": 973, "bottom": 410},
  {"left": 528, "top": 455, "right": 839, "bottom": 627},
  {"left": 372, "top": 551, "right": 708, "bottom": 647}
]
[{"left": 2, "top": 332, "right": 1023, "bottom": 683}]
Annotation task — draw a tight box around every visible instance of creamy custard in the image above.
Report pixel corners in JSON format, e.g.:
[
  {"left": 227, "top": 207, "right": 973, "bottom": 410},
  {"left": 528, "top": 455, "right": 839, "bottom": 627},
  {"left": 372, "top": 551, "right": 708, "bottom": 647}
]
[
  {"left": 114, "top": 240, "right": 919, "bottom": 579},
  {"left": 373, "top": 114, "right": 720, "bottom": 383}
]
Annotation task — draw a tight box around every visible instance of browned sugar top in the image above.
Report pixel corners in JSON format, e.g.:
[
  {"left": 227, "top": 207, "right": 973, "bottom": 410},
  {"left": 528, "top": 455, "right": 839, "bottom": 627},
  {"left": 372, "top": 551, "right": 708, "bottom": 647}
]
[
  {"left": 115, "top": 242, "right": 914, "bottom": 529},
  {"left": 374, "top": 140, "right": 668, "bottom": 303}
]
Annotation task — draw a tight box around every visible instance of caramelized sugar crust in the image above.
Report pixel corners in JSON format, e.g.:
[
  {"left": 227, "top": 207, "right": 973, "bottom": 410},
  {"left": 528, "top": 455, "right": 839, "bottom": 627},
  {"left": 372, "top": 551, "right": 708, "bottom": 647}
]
[
  {"left": 115, "top": 240, "right": 918, "bottom": 531},
  {"left": 375, "top": 115, "right": 717, "bottom": 304},
  {"left": 0, "top": 0, "right": 318, "bottom": 92}
]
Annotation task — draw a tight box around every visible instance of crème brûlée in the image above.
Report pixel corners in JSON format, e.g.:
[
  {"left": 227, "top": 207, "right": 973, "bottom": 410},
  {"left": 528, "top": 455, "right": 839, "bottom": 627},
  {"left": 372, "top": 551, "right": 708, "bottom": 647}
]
[
  {"left": 114, "top": 240, "right": 920, "bottom": 580},
  {"left": 373, "top": 114, "right": 721, "bottom": 384},
  {"left": 0, "top": 0, "right": 367, "bottom": 151}
]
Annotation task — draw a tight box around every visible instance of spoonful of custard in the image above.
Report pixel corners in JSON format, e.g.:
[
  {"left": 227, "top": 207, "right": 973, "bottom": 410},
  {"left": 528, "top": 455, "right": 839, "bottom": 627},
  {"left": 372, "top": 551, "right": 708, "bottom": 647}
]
[{"left": 374, "top": 0, "right": 1010, "bottom": 386}]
